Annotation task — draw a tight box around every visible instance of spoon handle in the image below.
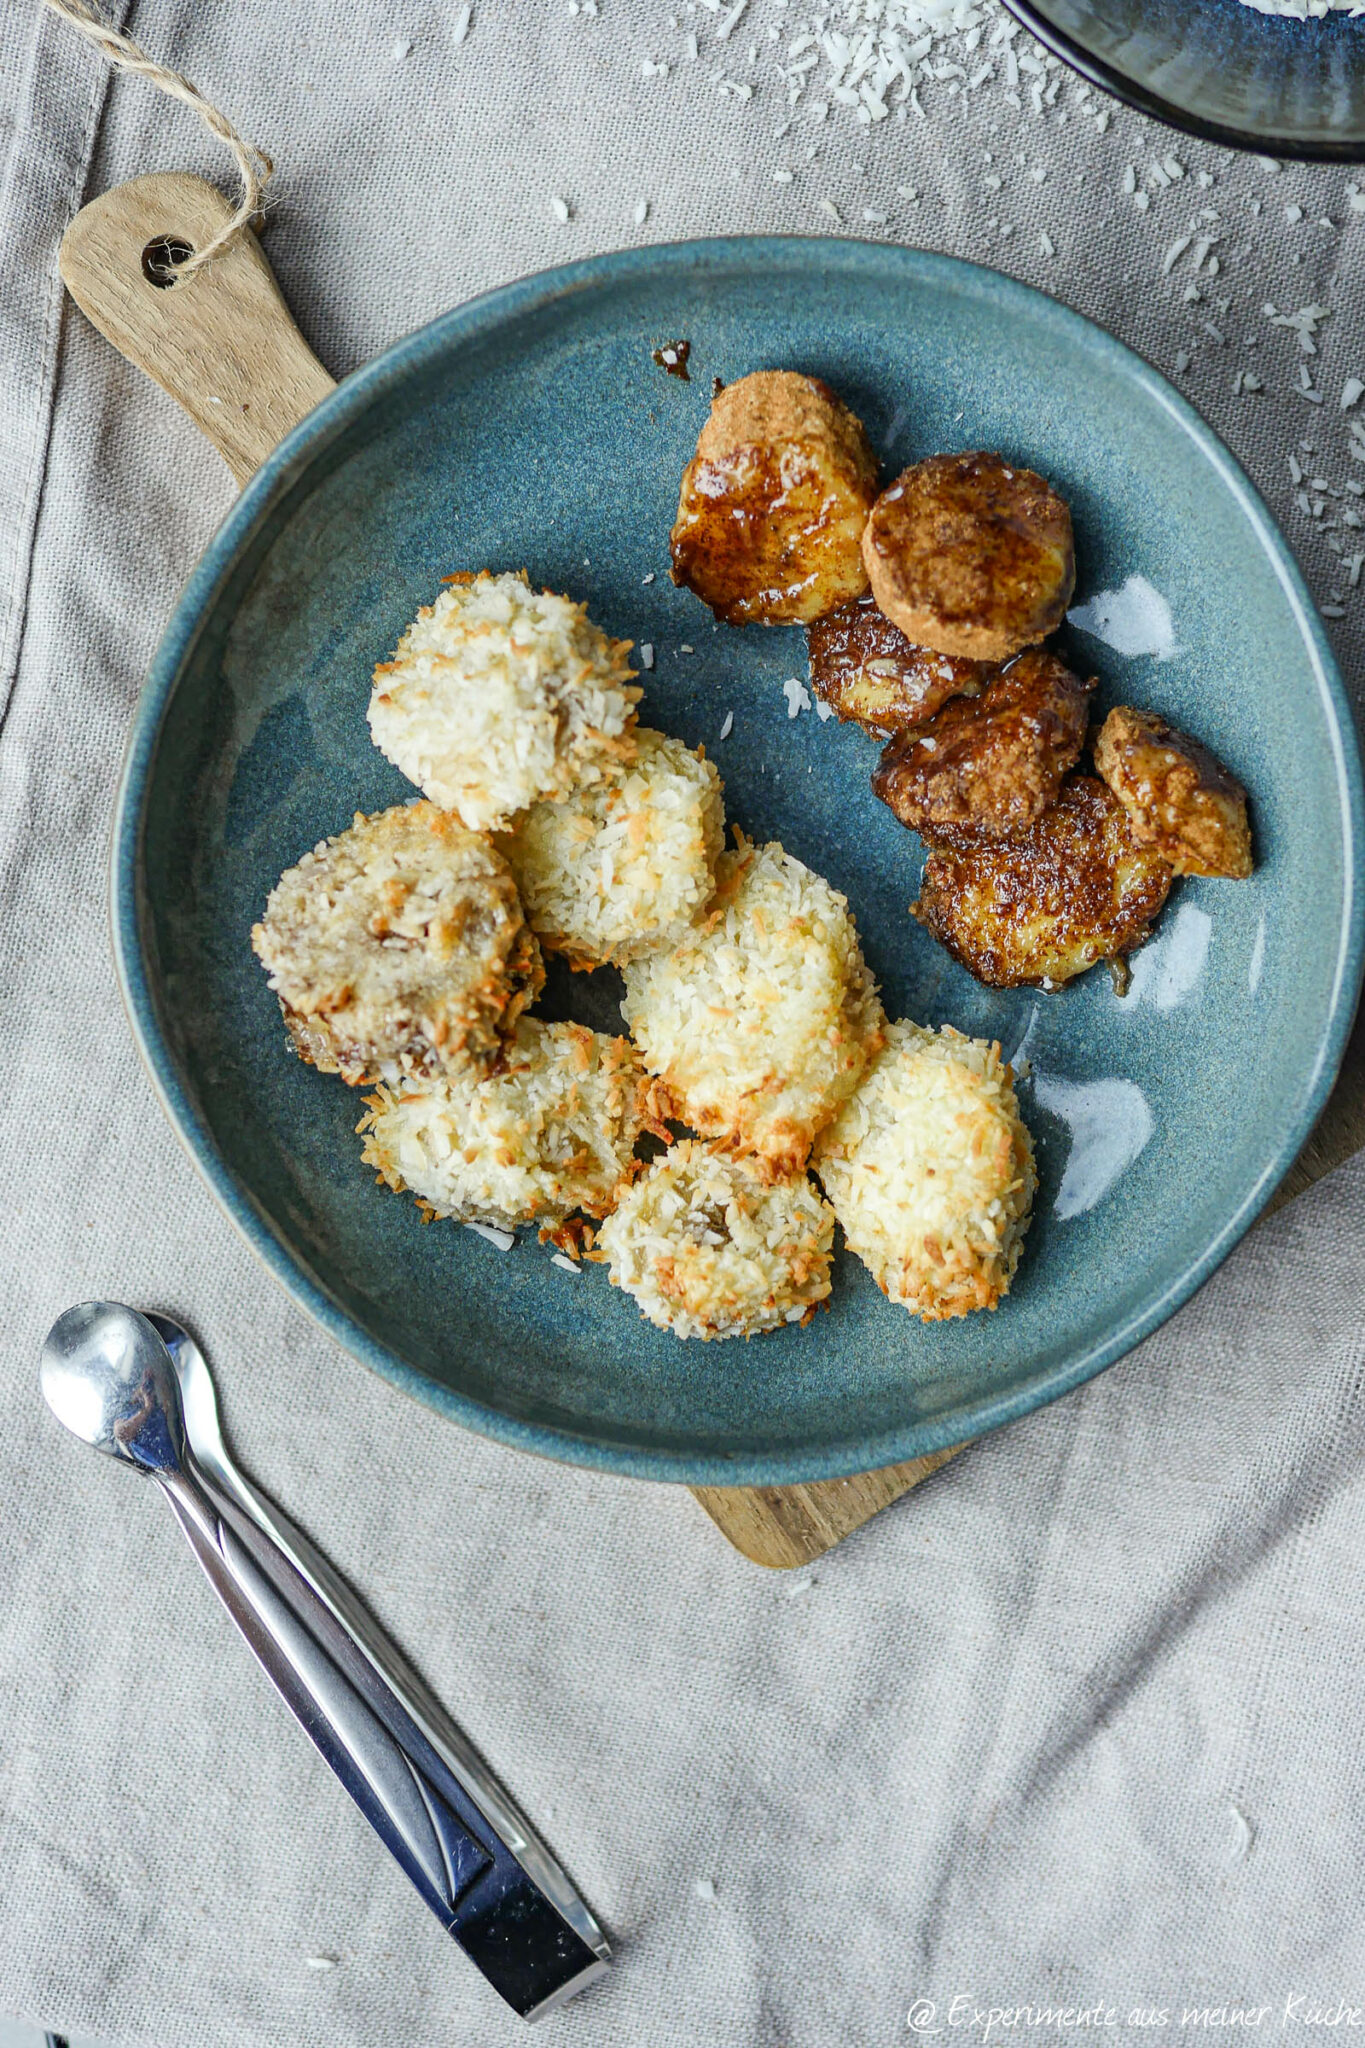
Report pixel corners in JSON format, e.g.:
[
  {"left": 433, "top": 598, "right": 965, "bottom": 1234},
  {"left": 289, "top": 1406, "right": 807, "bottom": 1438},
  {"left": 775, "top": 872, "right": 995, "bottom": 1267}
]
[{"left": 160, "top": 1466, "right": 607, "bottom": 2020}]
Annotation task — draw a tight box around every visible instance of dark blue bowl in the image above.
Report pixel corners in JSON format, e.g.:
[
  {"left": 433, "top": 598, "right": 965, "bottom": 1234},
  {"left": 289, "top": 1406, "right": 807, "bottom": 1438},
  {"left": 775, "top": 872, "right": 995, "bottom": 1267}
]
[
  {"left": 112, "top": 239, "right": 1364, "bottom": 1484},
  {"left": 1004, "top": 0, "right": 1365, "bottom": 160}
]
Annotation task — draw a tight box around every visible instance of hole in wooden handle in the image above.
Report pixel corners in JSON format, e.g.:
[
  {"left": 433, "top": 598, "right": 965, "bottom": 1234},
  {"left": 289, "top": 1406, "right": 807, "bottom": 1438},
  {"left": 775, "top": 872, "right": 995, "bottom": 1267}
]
[{"left": 141, "top": 234, "right": 194, "bottom": 288}]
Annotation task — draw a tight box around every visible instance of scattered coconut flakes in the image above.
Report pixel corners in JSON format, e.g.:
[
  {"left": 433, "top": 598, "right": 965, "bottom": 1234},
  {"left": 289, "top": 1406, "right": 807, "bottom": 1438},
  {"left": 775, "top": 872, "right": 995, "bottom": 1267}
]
[
  {"left": 634, "top": 197, "right": 650, "bottom": 225},
  {"left": 642, "top": 572, "right": 656, "bottom": 584},
  {"left": 551, "top": 1251, "right": 583, "bottom": 1274},
  {"left": 1265, "top": 302, "right": 1332, "bottom": 354},
  {"left": 782, "top": 675, "right": 812, "bottom": 717},
  {"left": 1039, "top": 231, "right": 1054, "bottom": 257},
  {"left": 390, "top": 37, "right": 411, "bottom": 60},
  {"left": 694, "top": 1878, "right": 717, "bottom": 1902},
  {"left": 1342, "top": 378, "right": 1365, "bottom": 411},
  {"left": 551, "top": 195, "right": 572, "bottom": 223},
  {"left": 452, "top": 2, "right": 472, "bottom": 45},
  {"left": 641, "top": 644, "right": 655, "bottom": 670},
  {"left": 466, "top": 1221, "right": 515, "bottom": 1251},
  {"left": 305, "top": 1955, "right": 339, "bottom": 1972},
  {"left": 720, "top": 710, "right": 734, "bottom": 740}
]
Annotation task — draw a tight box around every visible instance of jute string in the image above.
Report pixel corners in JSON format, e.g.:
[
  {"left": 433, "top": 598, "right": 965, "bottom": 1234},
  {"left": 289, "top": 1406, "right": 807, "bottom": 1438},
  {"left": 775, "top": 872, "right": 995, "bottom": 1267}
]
[{"left": 41, "top": 0, "right": 273, "bottom": 275}]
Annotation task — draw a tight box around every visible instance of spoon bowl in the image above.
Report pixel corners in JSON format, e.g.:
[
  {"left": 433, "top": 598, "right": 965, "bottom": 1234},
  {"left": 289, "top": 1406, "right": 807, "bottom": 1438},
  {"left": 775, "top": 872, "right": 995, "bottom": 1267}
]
[{"left": 40, "top": 1300, "right": 187, "bottom": 1475}]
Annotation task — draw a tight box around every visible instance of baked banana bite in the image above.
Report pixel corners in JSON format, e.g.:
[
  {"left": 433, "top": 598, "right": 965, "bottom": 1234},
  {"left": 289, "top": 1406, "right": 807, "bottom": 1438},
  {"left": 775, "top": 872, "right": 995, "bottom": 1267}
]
[
  {"left": 369, "top": 569, "right": 640, "bottom": 833},
  {"left": 358, "top": 1020, "right": 659, "bottom": 1233},
  {"left": 807, "top": 593, "right": 993, "bottom": 737},
  {"left": 670, "top": 370, "right": 879, "bottom": 625},
  {"left": 912, "top": 775, "right": 1172, "bottom": 989},
  {"left": 621, "top": 835, "right": 885, "bottom": 1179},
  {"left": 872, "top": 650, "right": 1093, "bottom": 842},
  {"left": 1094, "top": 706, "right": 1253, "bottom": 880},
  {"left": 861, "top": 451, "right": 1075, "bottom": 663},
  {"left": 595, "top": 1140, "right": 835, "bottom": 1340},
  {"left": 252, "top": 801, "right": 543, "bottom": 1085},
  {"left": 496, "top": 728, "right": 725, "bottom": 970},
  {"left": 813, "top": 1021, "right": 1035, "bottom": 1322}
]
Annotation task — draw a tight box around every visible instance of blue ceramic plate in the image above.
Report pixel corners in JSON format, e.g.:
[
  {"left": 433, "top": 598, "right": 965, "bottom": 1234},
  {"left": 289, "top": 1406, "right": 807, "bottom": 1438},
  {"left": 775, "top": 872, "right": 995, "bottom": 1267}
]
[
  {"left": 1003, "top": 0, "right": 1365, "bottom": 161},
  {"left": 113, "top": 239, "right": 1364, "bottom": 1485}
]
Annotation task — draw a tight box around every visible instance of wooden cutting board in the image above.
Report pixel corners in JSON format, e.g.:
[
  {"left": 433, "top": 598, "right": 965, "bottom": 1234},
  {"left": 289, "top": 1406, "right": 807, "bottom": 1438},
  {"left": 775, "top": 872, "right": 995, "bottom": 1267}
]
[{"left": 61, "top": 173, "right": 1365, "bottom": 1572}]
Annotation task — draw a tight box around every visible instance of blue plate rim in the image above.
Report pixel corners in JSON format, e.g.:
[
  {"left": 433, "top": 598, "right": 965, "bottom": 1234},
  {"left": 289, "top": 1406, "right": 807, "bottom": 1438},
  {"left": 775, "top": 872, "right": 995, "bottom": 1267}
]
[
  {"left": 111, "top": 234, "right": 1365, "bottom": 1486},
  {"left": 1000, "top": 0, "right": 1365, "bottom": 163}
]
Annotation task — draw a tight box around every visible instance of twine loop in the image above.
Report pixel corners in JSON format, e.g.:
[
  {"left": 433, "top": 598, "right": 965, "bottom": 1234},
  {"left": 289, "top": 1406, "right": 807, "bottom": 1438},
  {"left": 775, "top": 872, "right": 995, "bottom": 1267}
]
[{"left": 43, "top": 0, "right": 273, "bottom": 276}]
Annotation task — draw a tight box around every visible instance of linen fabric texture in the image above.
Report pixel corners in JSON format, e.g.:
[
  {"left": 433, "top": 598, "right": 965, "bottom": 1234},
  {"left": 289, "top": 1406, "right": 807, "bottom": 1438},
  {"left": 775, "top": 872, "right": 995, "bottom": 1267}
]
[{"left": 3, "top": 3, "right": 1365, "bottom": 2042}]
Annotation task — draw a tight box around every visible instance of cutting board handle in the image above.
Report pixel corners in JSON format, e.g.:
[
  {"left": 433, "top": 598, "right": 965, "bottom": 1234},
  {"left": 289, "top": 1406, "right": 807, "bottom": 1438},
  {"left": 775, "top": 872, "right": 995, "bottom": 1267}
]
[{"left": 59, "top": 172, "right": 336, "bottom": 487}]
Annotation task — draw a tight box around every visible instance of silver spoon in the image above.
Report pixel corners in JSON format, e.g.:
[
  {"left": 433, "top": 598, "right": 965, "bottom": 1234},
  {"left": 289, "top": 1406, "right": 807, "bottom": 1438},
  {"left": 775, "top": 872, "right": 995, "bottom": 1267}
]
[{"left": 40, "top": 1302, "right": 609, "bottom": 2021}]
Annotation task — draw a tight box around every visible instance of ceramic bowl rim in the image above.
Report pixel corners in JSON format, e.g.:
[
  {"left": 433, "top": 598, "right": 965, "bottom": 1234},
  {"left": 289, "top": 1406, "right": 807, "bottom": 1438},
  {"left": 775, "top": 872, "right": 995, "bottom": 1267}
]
[
  {"left": 1000, "top": 0, "right": 1365, "bottom": 164},
  {"left": 110, "top": 234, "right": 1365, "bottom": 1485}
]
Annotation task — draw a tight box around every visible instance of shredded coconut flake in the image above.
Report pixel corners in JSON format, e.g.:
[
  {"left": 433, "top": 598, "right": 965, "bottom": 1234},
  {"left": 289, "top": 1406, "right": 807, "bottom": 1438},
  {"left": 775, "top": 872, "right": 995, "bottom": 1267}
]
[{"left": 466, "top": 1221, "right": 516, "bottom": 1251}]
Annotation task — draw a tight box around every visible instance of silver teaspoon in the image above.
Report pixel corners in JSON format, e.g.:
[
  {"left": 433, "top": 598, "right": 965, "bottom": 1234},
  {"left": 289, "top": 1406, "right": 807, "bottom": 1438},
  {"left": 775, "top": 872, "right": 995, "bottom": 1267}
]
[{"left": 40, "top": 1302, "right": 609, "bottom": 2021}]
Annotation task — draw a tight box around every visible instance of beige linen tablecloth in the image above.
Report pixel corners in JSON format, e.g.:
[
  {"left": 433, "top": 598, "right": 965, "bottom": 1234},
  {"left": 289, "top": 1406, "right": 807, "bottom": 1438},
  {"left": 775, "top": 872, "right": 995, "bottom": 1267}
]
[{"left": 5, "top": 3, "right": 1365, "bottom": 2042}]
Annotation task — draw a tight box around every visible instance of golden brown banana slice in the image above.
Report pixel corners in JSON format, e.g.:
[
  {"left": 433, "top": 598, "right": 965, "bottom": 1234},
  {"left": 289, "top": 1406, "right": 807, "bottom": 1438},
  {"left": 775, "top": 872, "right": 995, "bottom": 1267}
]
[
  {"left": 912, "top": 775, "right": 1172, "bottom": 989},
  {"left": 871, "top": 650, "right": 1093, "bottom": 842},
  {"left": 669, "top": 370, "right": 879, "bottom": 625},
  {"left": 1094, "top": 706, "right": 1252, "bottom": 879},
  {"left": 861, "top": 451, "right": 1075, "bottom": 663},
  {"left": 807, "top": 594, "right": 993, "bottom": 737}
]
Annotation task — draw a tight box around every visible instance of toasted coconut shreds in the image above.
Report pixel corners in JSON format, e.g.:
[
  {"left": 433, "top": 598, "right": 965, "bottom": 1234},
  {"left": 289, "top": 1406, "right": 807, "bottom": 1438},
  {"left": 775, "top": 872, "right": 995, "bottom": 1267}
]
[
  {"left": 594, "top": 1139, "right": 835, "bottom": 1340},
  {"left": 620, "top": 835, "right": 886, "bottom": 1179},
  {"left": 497, "top": 727, "right": 725, "bottom": 970},
  {"left": 358, "top": 1019, "right": 657, "bottom": 1233},
  {"left": 813, "top": 1020, "right": 1036, "bottom": 1322},
  {"left": 368, "top": 569, "right": 642, "bottom": 832},
  {"left": 250, "top": 801, "right": 542, "bottom": 1087}
]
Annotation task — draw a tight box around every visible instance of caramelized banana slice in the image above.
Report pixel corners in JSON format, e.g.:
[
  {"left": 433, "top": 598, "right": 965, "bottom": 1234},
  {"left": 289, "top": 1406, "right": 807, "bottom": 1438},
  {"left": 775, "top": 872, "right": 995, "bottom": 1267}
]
[
  {"left": 1095, "top": 706, "right": 1253, "bottom": 879},
  {"left": 807, "top": 594, "right": 993, "bottom": 737},
  {"left": 862, "top": 452, "right": 1075, "bottom": 663},
  {"left": 913, "top": 775, "right": 1172, "bottom": 989},
  {"left": 871, "top": 650, "right": 1093, "bottom": 842},
  {"left": 670, "top": 370, "right": 879, "bottom": 625}
]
